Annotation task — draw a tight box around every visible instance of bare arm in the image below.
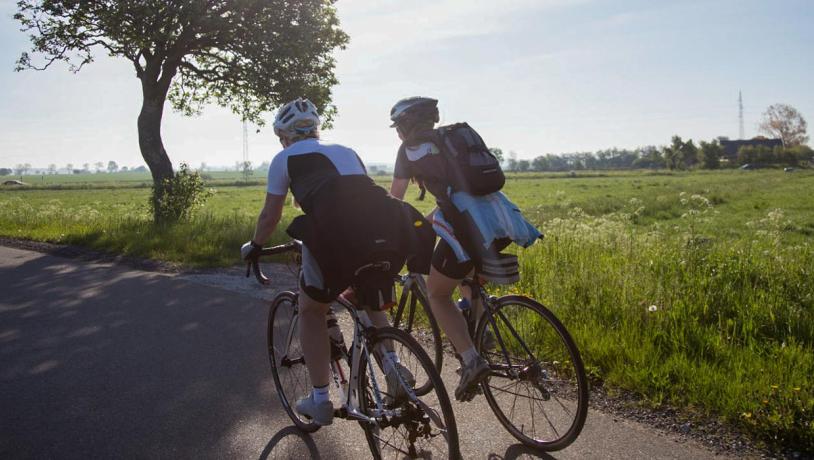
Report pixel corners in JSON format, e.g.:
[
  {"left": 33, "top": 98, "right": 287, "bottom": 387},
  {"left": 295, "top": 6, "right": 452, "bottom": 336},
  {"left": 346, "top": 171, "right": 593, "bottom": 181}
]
[
  {"left": 252, "top": 193, "right": 286, "bottom": 245},
  {"left": 389, "top": 177, "right": 409, "bottom": 200}
]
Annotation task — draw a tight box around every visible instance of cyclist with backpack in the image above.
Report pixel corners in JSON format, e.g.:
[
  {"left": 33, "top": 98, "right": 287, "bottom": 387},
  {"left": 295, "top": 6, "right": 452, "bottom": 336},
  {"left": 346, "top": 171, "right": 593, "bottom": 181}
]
[
  {"left": 242, "top": 98, "right": 435, "bottom": 426},
  {"left": 388, "top": 97, "right": 542, "bottom": 401}
]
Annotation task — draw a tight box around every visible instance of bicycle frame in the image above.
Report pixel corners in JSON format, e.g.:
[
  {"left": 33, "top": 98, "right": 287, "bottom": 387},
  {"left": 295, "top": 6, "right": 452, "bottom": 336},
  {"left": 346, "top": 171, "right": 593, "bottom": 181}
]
[
  {"left": 392, "top": 273, "right": 428, "bottom": 329},
  {"left": 278, "top": 294, "right": 415, "bottom": 426},
  {"left": 401, "top": 271, "right": 539, "bottom": 381}
]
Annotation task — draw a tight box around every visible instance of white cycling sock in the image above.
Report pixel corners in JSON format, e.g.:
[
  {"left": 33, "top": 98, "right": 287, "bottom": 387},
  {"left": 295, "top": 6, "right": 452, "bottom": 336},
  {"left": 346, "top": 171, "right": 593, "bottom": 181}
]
[
  {"left": 460, "top": 347, "right": 480, "bottom": 366},
  {"left": 312, "top": 384, "right": 330, "bottom": 404}
]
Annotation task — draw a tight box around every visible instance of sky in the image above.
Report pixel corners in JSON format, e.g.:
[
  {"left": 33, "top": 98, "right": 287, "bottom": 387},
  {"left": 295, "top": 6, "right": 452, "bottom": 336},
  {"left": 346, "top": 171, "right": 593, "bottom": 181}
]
[{"left": 0, "top": 0, "right": 813, "bottom": 170}]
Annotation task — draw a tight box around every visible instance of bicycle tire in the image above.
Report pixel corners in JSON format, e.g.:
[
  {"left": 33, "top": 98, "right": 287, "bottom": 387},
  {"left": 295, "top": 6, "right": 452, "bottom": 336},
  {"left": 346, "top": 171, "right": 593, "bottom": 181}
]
[
  {"left": 267, "top": 291, "right": 319, "bottom": 433},
  {"left": 390, "top": 285, "right": 444, "bottom": 392},
  {"left": 357, "top": 327, "right": 460, "bottom": 459},
  {"left": 475, "top": 295, "right": 588, "bottom": 451}
]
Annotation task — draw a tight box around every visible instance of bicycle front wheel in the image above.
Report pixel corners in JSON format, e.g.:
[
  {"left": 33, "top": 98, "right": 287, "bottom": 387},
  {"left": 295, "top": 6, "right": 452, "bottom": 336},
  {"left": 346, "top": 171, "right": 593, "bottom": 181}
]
[
  {"left": 267, "top": 291, "right": 319, "bottom": 433},
  {"left": 358, "top": 327, "right": 460, "bottom": 459},
  {"left": 476, "top": 295, "right": 588, "bottom": 451}
]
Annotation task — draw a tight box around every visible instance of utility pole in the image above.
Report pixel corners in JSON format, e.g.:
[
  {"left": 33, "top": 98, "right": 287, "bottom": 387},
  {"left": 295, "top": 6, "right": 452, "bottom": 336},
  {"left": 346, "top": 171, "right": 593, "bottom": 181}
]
[
  {"left": 242, "top": 119, "right": 249, "bottom": 165},
  {"left": 738, "top": 90, "right": 745, "bottom": 139}
]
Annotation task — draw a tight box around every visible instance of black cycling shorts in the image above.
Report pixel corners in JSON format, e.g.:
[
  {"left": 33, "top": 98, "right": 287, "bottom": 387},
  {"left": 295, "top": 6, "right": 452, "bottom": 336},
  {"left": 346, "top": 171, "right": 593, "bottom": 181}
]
[
  {"left": 431, "top": 237, "right": 511, "bottom": 280},
  {"left": 298, "top": 244, "right": 397, "bottom": 310},
  {"left": 299, "top": 244, "right": 344, "bottom": 303}
]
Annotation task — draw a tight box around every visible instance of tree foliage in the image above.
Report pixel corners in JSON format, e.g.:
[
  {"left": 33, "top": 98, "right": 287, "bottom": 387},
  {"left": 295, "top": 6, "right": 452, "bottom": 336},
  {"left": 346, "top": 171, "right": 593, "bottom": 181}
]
[
  {"left": 14, "top": 163, "right": 32, "bottom": 175},
  {"left": 737, "top": 144, "right": 813, "bottom": 167},
  {"left": 698, "top": 140, "right": 722, "bottom": 169},
  {"left": 759, "top": 104, "right": 809, "bottom": 147},
  {"left": 488, "top": 147, "right": 504, "bottom": 163},
  {"left": 500, "top": 134, "right": 811, "bottom": 173},
  {"left": 15, "top": 0, "right": 348, "bottom": 222},
  {"left": 15, "top": 0, "right": 348, "bottom": 124}
]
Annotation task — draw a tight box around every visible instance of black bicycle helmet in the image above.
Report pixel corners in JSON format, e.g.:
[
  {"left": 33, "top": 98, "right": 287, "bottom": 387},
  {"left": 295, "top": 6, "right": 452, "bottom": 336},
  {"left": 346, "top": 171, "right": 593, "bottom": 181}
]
[{"left": 389, "top": 97, "right": 439, "bottom": 128}]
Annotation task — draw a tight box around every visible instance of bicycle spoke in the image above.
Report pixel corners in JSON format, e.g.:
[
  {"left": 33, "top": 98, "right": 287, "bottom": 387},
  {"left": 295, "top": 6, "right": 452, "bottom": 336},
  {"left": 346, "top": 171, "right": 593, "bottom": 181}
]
[
  {"left": 532, "top": 383, "right": 561, "bottom": 438},
  {"left": 489, "top": 384, "right": 549, "bottom": 402},
  {"left": 374, "top": 431, "right": 411, "bottom": 457},
  {"left": 508, "top": 382, "right": 519, "bottom": 422},
  {"left": 550, "top": 392, "right": 574, "bottom": 417},
  {"left": 526, "top": 383, "right": 536, "bottom": 436}
]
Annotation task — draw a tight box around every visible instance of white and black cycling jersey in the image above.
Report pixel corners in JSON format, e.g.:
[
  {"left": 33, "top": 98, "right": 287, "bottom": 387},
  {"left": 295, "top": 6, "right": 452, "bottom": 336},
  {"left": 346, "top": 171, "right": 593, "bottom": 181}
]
[{"left": 267, "top": 138, "right": 367, "bottom": 212}]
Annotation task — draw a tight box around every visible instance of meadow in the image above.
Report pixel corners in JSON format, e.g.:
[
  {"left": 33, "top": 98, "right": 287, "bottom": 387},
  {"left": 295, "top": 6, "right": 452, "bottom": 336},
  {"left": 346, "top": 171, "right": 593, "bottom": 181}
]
[{"left": 2, "top": 169, "right": 813, "bottom": 450}]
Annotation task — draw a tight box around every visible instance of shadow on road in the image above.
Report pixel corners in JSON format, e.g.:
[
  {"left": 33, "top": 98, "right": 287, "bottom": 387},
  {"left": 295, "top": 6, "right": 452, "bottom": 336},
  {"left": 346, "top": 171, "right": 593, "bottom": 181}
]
[
  {"left": 488, "top": 443, "right": 557, "bottom": 460},
  {"left": 258, "top": 425, "right": 321, "bottom": 460},
  {"left": 0, "top": 250, "right": 312, "bottom": 458}
]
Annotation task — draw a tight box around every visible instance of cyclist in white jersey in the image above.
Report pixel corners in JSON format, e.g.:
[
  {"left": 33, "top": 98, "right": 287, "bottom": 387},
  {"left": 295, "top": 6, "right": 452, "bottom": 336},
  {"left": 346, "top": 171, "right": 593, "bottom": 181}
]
[{"left": 241, "top": 98, "right": 425, "bottom": 426}]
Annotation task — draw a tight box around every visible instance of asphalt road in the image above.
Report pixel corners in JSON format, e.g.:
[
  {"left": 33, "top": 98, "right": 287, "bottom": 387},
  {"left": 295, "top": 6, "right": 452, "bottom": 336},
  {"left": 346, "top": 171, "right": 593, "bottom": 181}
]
[{"left": 0, "top": 245, "right": 733, "bottom": 459}]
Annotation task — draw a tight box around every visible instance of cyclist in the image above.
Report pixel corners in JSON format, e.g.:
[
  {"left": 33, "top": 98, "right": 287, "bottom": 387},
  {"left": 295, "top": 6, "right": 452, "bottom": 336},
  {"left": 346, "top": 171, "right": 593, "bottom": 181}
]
[
  {"left": 242, "top": 98, "right": 434, "bottom": 426},
  {"left": 387, "top": 97, "right": 542, "bottom": 401}
]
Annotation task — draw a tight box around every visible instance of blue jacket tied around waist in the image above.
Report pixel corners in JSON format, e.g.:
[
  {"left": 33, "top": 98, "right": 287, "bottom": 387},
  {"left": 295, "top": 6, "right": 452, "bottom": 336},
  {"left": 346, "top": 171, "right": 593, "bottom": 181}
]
[{"left": 431, "top": 190, "right": 542, "bottom": 263}]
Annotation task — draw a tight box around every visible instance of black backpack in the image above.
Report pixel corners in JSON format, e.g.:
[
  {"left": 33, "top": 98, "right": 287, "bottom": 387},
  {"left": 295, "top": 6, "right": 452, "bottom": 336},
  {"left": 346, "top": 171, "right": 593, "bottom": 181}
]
[{"left": 404, "top": 123, "right": 505, "bottom": 196}]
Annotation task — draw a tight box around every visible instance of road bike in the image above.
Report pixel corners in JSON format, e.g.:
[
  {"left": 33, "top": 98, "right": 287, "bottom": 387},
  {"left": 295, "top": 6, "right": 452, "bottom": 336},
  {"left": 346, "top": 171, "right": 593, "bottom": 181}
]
[
  {"left": 389, "top": 271, "right": 589, "bottom": 451},
  {"left": 249, "top": 241, "right": 461, "bottom": 459}
]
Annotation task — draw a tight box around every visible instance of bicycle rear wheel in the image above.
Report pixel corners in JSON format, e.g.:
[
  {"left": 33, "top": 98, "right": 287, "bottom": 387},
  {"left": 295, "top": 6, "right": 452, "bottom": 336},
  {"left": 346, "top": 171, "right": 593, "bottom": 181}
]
[
  {"left": 476, "top": 295, "right": 588, "bottom": 451},
  {"left": 267, "top": 291, "right": 319, "bottom": 433},
  {"left": 389, "top": 285, "right": 443, "bottom": 393},
  {"left": 358, "top": 327, "right": 460, "bottom": 459}
]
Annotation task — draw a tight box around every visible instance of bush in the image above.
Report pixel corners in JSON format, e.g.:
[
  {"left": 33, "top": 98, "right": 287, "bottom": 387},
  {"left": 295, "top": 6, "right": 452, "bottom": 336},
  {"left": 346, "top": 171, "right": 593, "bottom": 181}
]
[{"left": 150, "top": 163, "right": 211, "bottom": 223}]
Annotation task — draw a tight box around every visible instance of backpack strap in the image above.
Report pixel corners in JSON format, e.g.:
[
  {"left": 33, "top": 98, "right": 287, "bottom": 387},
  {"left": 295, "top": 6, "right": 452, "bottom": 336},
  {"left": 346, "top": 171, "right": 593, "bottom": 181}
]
[{"left": 400, "top": 128, "right": 442, "bottom": 151}]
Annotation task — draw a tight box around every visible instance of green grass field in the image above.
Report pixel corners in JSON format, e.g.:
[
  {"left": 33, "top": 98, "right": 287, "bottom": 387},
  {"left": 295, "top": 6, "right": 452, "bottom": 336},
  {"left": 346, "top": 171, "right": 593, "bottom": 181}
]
[
  {"left": 7, "top": 170, "right": 268, "bottom": 189},
  {"left": 2, "top": 169, "right": 813, "bottom": 450}
]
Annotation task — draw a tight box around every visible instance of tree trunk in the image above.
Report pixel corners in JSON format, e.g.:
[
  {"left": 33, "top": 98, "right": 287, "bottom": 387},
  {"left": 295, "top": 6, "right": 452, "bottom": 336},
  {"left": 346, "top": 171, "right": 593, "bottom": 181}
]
[{"left": 137, "top": 76, "right": 174, "bottom": 222}]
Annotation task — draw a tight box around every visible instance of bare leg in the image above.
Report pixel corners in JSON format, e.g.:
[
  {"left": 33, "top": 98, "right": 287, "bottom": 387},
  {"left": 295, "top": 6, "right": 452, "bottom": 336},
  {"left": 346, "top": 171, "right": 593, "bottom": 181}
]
[
  {"left": 298, "top": 291, "right": 331, "bottom": 387},
  {"left": 458, "top": 270, "right": 484, "bottom": 321},
  {"left": 427, "top": 266, "right": 474, "bottom": 353},
  {"left": 367, "top": 310, "right": 391, "bottom": 328}
]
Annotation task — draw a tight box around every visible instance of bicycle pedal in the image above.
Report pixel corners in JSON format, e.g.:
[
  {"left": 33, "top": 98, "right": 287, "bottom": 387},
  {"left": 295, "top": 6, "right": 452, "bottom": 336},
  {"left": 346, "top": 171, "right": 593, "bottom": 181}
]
[{"left": 333, "top": 407, "right": 348, "bottom": 419}]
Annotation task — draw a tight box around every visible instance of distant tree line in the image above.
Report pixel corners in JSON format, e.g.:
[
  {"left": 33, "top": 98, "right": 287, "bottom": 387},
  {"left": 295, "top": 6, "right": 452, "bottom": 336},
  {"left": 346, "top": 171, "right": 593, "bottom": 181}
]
[
  {"left": 502, "top": 137, "right": 813, "bottom": 172},
  {"left": 0, "top": 163, "right": 149, "bottom": 176},
  {"left": 501, "top": 103, "right": 810, "bottom": 172}
]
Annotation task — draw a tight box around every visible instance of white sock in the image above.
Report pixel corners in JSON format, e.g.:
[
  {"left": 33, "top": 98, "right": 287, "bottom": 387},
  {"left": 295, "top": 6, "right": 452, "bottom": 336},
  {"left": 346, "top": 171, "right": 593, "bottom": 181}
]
[
  {"left": 382, "top": 351, "right": 401, "bottom": 374},
  {"left": 312, "top": 385, "right": 330, "bottom": 404},
  {"left": 460, "top": 347, "right": 480, "bottom": 366}
]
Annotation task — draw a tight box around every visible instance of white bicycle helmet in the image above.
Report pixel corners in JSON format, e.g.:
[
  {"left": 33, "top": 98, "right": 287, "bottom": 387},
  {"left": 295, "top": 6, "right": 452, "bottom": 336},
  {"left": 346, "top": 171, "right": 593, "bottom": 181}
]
[{"left": 273, "top": 98, "right": 321, "bottom": 138}]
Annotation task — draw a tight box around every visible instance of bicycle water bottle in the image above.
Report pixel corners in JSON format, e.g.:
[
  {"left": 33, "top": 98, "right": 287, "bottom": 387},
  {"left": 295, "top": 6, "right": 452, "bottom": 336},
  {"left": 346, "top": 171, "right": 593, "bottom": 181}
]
[{"left": 457, "top": 297, "right": 475, "bottom": 336}]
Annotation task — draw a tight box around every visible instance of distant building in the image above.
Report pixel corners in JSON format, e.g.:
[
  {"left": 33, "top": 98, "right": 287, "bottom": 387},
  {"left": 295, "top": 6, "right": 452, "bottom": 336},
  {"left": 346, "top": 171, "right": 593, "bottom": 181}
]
[{"left": 719, "top": 137, "right": 783, "bottom": 159}]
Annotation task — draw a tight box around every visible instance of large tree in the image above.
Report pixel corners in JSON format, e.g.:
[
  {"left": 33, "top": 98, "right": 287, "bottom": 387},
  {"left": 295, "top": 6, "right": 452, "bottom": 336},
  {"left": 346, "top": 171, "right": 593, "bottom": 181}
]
[
  {"left": 15, "top": 0, "right": 348, "bottom": 220},
  {"left": 759, "top": 103, "right": 809, "bottom": 147}
]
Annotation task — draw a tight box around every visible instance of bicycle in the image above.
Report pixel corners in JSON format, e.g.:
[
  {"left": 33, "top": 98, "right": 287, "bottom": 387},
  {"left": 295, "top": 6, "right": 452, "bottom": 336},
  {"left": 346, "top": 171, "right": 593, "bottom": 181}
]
[
  {"left": 248, "top": 241, "right": 461, "bottom": 459},
  {"left": 389, "top": 271, "right": 589, "bottom": 451}
]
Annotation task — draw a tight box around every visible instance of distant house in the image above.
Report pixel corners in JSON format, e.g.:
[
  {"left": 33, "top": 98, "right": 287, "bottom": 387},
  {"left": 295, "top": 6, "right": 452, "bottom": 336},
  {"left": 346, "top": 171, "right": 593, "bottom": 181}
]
[{"left": 719, "top": 137, "right": 783, "bottom": 160}]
